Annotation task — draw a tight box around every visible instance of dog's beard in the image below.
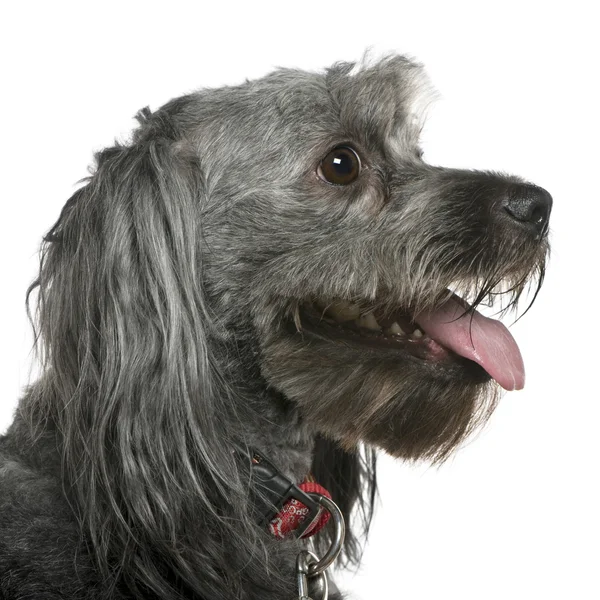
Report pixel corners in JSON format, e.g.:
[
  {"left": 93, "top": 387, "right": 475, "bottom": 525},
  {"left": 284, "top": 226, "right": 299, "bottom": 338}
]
[
  {"left": 260, "top": 323, "right": 498, "bottom": 461},
  {"left": 257, "top": 238, "right": 546, "bottom": 461}
]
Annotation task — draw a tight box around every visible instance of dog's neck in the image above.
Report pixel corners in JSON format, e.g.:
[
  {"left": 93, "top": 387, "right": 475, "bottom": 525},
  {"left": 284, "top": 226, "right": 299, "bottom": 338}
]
[
  {"left": 217, "top": 327, "right": 317, "bottom": 482},
  {"left": 8, "top": 372, "right": 316, "bottom": 487},
  {"left": 227, "top": 384, "right": 316, "bottom": 483}
]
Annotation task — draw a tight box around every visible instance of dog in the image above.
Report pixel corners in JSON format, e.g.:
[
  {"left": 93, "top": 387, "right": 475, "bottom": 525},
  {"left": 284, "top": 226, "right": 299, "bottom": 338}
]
[{"left": 0, "top": 54, "right": 551, "bottom": 599}]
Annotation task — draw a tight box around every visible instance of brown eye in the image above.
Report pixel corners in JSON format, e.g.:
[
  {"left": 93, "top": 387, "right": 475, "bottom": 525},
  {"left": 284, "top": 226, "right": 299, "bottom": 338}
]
[{"left": 317, "top": 146, "right": 361, "bottom": 185}]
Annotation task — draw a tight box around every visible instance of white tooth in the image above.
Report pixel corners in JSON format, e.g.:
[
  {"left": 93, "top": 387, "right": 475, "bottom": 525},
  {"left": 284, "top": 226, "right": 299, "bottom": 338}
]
[
  {"left": 357, "top": 312, "right": 381, "bottom": 331},
  {"left": 412, "top": 328, "right": 424, "bottom": 338},
  {"left": 388, "top": 322, "right": 404, "bottom": 335},
  {"left": 326, "top": 300, "right": 361, "bottom": 322}
]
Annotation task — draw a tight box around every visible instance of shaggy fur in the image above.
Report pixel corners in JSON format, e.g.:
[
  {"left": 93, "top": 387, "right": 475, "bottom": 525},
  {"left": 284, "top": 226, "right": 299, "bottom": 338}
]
[{"left": 0, "top": 55, "right": 550, "bottom": 599}]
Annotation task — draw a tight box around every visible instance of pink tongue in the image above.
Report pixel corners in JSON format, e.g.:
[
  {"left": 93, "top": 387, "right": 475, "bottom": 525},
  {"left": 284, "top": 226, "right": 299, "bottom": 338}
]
[{"left": 414, "top": 294, "right": 525, "bottom": 391}]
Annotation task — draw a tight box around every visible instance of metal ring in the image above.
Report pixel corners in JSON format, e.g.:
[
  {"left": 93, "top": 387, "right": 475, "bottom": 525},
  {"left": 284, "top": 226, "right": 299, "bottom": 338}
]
[
  {"left": 306, "top": 494, "right": 345, "bottom": 576},
  {"left": 297, "top": 550, "right": 329, "bottom": 600}
]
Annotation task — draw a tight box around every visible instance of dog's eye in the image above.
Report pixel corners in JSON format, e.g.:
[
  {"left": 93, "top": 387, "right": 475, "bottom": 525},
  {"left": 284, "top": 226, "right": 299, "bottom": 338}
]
[{"left": 317, "top": 146, "right": 361, "bottom": 185}]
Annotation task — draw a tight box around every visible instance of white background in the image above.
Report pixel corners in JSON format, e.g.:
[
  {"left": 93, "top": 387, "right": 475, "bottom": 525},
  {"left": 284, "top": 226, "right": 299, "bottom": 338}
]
[{"left": 1, "top": 2, "right": 598, "bottom": 599}]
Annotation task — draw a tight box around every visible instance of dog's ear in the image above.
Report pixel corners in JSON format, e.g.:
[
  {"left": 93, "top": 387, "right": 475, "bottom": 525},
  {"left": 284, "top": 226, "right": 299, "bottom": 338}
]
[
  {"left": 310, "top": 435, "right": 377, "bottom": 566},
  {"left": 26, "top": 114, "right": 252, "bottom": 596},
  {"left": 325, "top": 54, "right": 434, "bottom": 150}
]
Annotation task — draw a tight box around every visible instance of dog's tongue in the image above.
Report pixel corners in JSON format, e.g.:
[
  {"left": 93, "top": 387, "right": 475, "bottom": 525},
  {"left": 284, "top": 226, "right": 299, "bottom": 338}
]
[{"left": 415, "top": 294, "right": 525, "bottom": 391}]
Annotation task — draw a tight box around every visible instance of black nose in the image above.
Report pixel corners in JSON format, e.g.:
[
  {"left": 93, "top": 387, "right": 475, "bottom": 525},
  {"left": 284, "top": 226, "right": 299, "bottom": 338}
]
[{"left": 502, "top": 184, "right": 552, "bottom": 235}]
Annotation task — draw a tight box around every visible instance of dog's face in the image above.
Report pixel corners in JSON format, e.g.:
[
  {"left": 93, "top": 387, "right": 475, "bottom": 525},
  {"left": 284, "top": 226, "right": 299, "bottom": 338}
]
[{"left": 190, "top": 56, "right": 551, "bottom": 461}]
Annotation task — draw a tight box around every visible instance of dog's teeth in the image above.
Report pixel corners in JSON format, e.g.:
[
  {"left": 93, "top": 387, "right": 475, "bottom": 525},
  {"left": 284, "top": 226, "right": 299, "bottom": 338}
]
[
  {"left": 388, "top": 322, "right": 404, "bottom": 335},
  {"left": 412, "top": 328, "right": 424, "bottom": 338},
  {"left": 357, "top": 312, "right": 381, "bottom": 331},
  {"left": 325, "top": 300, "right": 360, "bottom": 322}
]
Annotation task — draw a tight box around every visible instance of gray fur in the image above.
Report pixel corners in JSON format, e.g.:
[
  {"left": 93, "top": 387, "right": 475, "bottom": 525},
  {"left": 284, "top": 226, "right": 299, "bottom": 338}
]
[{"left": 0, "top": 55, "right": 550, "bottom": 599}]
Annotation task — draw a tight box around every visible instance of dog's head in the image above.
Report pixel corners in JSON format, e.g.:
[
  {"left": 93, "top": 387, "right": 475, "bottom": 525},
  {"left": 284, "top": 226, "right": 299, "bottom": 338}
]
[
  {"left": 188, "top": 55, "right": 550, "bottom": 460},
  {"left": 28, "top": 55, "right": 550, "bottom": 596}
]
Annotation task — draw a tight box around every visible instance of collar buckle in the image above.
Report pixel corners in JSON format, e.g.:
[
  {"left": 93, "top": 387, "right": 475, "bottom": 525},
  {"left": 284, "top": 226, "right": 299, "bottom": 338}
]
[{"left": 250, "top": 452, "right": 324, "bottom": 538}]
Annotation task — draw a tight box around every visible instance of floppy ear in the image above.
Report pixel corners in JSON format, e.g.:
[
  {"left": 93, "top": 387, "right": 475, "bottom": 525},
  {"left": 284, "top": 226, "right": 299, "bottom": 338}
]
[
  {"left": 310, "top": 435, "right": 377, "bottom": 566},
  {"left": 26, "top": 111, "right": 250, "bottom": 596}
]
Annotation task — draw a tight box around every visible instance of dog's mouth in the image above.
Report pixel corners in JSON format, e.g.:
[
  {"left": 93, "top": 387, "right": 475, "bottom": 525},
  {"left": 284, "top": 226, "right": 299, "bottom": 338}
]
[{"left": 294, "top": 291, "right": 525, "bottom": 391}]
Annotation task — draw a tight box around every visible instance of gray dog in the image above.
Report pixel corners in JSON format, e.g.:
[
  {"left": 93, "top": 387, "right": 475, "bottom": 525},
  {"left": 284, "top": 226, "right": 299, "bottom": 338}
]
[{"left": 0, "top": 55, "right": 551, "bottom": 599}]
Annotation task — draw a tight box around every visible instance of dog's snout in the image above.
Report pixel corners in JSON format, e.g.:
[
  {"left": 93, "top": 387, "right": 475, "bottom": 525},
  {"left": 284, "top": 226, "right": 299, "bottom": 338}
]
[{"left": 501, "top": 184, "right": 553, "bottom": 235}]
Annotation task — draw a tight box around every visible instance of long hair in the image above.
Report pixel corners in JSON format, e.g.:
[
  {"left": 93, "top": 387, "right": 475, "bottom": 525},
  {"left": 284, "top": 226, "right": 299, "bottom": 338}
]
[{"left": 23, "top": 107, "right": 376, "bottom": 598}]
